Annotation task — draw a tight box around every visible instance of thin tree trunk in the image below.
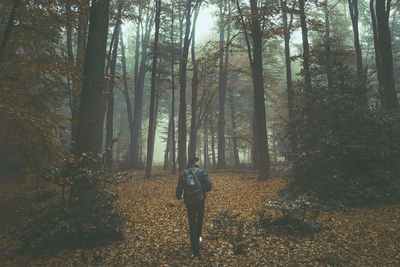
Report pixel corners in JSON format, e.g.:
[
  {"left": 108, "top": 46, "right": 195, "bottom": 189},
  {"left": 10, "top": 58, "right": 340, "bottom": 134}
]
[
  {"left": 348, "top": 0, "right": 365, "bottom": 89},
  {"left": 170, "top": 4, "right": 177, "bottom": 174},
  {"left": 188, "top": 5, "right": 201, "bottom": 161},
  {"left": 145, "top": 0, "right": 161, "bottom": 178},
  {"left": 163, "top": 117, "right": 172, "bottom": 170},
  {"left": 229, "top": 87, "right": 240, "bottom": 168},
  {"left": 299, "top": 0, "right": 312, "bottom": 96},
  {"left": 210, "top": 118, "right": 216, "bottom": 168},
  {"left": 65, "top": 0, "right": 75, "bottom": 149},
  {"left": 225, "top": 8, "right": 239, "bottom": 168},
  {"left": 129, "top": 21, "right": 141, "bottom": 167},
  {"left": 0, "top": 0, "right": 20, "bottom": 62},
  {"left": 120, "top": 31, "right": 134, "bottom": 168},
  {"left": 132, "top": 11, "right": 154, "bottom": 169},
  {"left": 217, "top": 2, "right": 227, "bottom": 169},
  {"left": 370, "top": 0, "right": 385, "bottom": 107},
  {"left": 282, "top": 0, "right": 297, "bottom": 172},
  {"left": 105, "top": 4, "right": 122, "bottom": 173},
  {"left": 324, "top": 0, "right": 333, "bottom": 91},
  {"left": 178, "top": 0, "right": 193, "bottom": 171},
  {"left": 203, "top": 115, "right": 210, "bottom": 168},
  {"left": 376, "top": 0, "right": 398, "bottom": 110}
]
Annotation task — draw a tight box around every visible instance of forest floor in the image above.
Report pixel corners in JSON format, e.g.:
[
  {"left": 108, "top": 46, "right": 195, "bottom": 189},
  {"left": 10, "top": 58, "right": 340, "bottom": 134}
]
[{"left": 1, "top": 170, "right": 400, "bottom": 266}]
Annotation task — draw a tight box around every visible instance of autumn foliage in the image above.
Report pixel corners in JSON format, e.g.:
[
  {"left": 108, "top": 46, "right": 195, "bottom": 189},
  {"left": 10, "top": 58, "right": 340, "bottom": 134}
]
[{"left": 1, "top": 171, "right": 400, "bottom": 265}]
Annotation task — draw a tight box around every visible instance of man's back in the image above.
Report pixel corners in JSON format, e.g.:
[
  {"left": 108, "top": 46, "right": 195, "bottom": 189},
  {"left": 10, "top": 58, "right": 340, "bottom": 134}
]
[{"left": 176, "top": 165, "right": 212, "bottom": 204}]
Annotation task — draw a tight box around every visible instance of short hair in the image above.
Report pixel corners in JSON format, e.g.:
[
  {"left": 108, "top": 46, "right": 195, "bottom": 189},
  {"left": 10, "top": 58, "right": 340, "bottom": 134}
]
[{"left": 189, "top": 157, "right": 199, "bottom": 165}]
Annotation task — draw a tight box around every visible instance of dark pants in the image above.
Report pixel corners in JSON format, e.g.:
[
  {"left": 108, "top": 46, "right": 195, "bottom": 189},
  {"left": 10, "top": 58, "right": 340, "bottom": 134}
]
[{"left": 186, "top": 201, "right": 204, "bottom": 256}]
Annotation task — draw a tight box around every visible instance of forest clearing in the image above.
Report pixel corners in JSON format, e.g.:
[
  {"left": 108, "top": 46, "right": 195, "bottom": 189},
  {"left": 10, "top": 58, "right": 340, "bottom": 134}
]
[{"left": 1, "top": 170, "right": 399, "bottom": 266}]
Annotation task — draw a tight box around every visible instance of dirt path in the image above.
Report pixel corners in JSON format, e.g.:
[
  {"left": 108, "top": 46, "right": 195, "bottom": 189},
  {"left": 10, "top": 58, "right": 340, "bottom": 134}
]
[{"left": 4, "top": 170, "right": 400, "bottom": 266}]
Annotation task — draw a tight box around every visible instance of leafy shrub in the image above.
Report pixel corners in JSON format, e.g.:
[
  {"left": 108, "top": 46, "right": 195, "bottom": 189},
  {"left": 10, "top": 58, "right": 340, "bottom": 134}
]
[
  {"left": 21, "top": 154, "right": 123, "bottom": 255},
  {"left": 289, "top": 86, "right": 400, "bottom": 204}
]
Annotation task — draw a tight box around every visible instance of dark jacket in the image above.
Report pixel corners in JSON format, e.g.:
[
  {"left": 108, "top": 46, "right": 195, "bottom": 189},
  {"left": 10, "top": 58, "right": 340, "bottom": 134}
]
[{"left": 176, "top": 164, "right": 212, "bottom": 204}]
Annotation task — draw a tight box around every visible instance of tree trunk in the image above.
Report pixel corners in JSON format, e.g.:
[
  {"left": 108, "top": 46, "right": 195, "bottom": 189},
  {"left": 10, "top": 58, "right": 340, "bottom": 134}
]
[
  {"left": 128, "top": 21, "right": 141, "bottom": 167},
  {"left": 170, "top": 4, "right": 177, "bottom": 174},
  {"left": 348, "top": 0, "right": 365, "bottom": 90},
  {"left": 188, "top": 6, "right": 201, "bottom": 161},
  {"left": 210, "top": 118, "right": 216, "bottom": 168},
  {"left": 178, "top": 0, "right": 193, "bottom": 172},
  {"left": 105, "top": 4, "right": 122, "bottom": 173},
  {"left": 229, "top": 87, "right": 240, "bottom": 168},
  {"left": 376, "top": 0, "right": 398, "bottom": 110},
  {"left": 72, "top": 0, "right": 90, "bottom": 149},
  {"left": 73, "top": 0, "right": 110, "bottom": 200},
  {"left": 76, "top": 0, "right": 110, "bottom": 157},
  {"left": 163, "top": 117, "right": 172, "bottom": 170},
  {"left": 324, "top": 0, "right": 333, "bottom": 91},
  {"left": 65, "top": 0, "right": 75, "bottom": 149},
  {"left": 0, "top": 0, "right": 20, "bottom": 62},
  {"left": 282, "top": 0, "right": 297, "bottom": 172},
  {"left": 217, "top": 2, "right": 227, "bottom": 169},
  {"left": 225, "top": 2, "right": 238, "bottom": 168},
  {"left": 249, "top": 0, "right": 271, "bottom": 180},
  {"left": 225, "top": 17, "right": 239, "bottom": 168},
  {"left": 132, "top": 12, "right": 154, "bottom": 169},
  {"left": 145, "top": 0, "right": 161, "bottom": 179},
  {"left": 299, "top": 0, "right": 312, "bottom": 96},
  {"left": 370, "top": 0, "right": 385, "bottom": 107},
  {"left": 120, "top": 31, "right": 134, "bottom": 169},
  {"left": 203, "top": 115, "right": 210, "bottom": 168}
]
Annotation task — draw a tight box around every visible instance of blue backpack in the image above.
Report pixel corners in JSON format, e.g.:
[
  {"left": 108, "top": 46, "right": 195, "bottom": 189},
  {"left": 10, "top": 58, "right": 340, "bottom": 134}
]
[{"left": 184, "top": 168, "right": 203, "bottom": 205}]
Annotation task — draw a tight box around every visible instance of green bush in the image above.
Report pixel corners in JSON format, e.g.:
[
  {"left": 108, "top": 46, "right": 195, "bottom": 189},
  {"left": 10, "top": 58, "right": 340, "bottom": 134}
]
[
  {"left": 290, "top": 86, "right": 400, "bottom": 204},
  {"left": 21, "top": 154, "right": 124, "bottom": 255}
]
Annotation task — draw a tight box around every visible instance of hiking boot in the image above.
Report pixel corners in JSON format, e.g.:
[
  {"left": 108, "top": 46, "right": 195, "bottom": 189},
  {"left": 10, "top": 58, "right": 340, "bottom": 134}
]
[
  {"left": 199, "top": 236, "right": 202, "bottom": 244},
  {"left": 192, "top": 254, "right": 199, "bottom": 260}
]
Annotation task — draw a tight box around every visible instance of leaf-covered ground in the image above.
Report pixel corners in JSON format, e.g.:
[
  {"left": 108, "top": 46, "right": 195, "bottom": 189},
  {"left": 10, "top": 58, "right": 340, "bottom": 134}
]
[{"left": 2, "top": 170, "right": 400, "bottom": 266}]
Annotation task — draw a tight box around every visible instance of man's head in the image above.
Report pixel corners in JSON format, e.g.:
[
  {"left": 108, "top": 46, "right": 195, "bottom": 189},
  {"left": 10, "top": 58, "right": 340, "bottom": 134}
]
[{"left": 189, "top": 157, "right": 200, "bottom": 167}]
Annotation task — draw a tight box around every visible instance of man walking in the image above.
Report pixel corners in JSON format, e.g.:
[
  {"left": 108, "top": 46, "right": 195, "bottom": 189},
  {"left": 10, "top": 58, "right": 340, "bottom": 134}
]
[{"left": 176, "top": 157, "right": 212, "bottom": 259}]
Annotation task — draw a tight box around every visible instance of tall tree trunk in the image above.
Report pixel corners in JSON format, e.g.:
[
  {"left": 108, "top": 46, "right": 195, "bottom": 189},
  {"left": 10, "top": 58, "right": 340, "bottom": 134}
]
[
  {"left": 72, "top": 0, "right": 90, "bottom": 149},
  {"left": 0, "top": 0, "right": 20, "bottom": 62},
  {"left": 370, "top": 0, "right": 385, "bottom": 107},
  {"left": 217, "top": 2, "right": 227, "bottom": 169},
  {"left": 76, "top": 0, "right": 110, "bottom": 157},
  {"left": 229, "top": 87, "right": 240, "bottom": 168},
  {"left": 376, "top": 0, "right": 398, "bottom": 110},
  {"left": 163, "top": 117, "right": 172, "bottom": 170},
  {"left": 225, "top": 4, "right": 239, "bottom": 168},
  {"left": 324, "top": 0, "right": 333, "bottom": 91},
  {"left": 282, "top": 0, "right": 297, "bottom": 172},
  {"left": 105, "top": 3, "right": 122, "bottom": 173},
  {"left": 299, "top": 0, "right": 312, "bottom": 96},
  {"left": 249, "top": 0, "right": 271, "bottom": 180},
  {"left": 145, "top": 0, "right": 161, "bottom": 178},
  {"left": 203, "top": 115, "right": 210, "bottom": 168},
  {"left": 73, "top": 0, "right": 110, "bottom": 198},
  {"left": 120, "top": 31, "right": 134, "bottom": 169},
  {"left": 210, "top": 118, "right": 216, "bottom": 168},
  {"left": 348, "top": 0, "right": 365, "bottom": 91},
  {"left": 188, "top": 6, "right": 201, "bottom": 161},
  {"left": 178, "top": 0, "right": 193, "bottom": 171},
  {"left": 170, "top": 4, "right": 177, "bottom": 174},
  {"left": 128, "top": 21, "right": 141, "bottom": 167},
  {"left": 65, "top": 0, "right": 75, "bottom": 149},
  {"left": 251, "top": 114, "right": 258, "bottom": 169},
  {"left": 132, "top": 12, "right": 154, "bottom": 169}
]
